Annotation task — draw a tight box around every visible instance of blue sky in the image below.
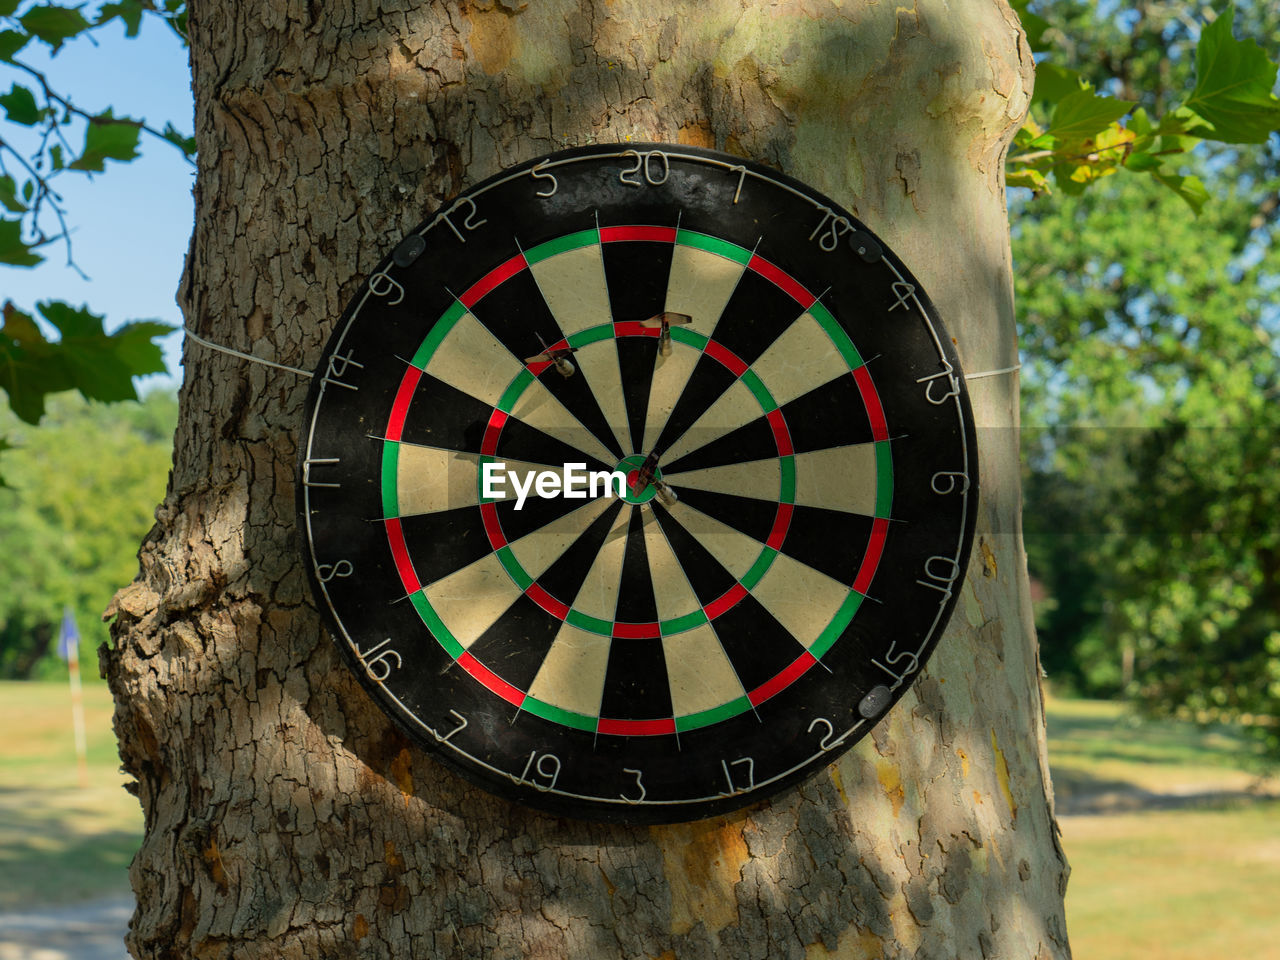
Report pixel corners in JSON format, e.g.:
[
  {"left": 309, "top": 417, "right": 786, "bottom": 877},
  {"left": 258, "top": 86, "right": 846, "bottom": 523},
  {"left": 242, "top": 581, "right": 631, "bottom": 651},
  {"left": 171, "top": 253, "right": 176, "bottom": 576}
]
[{"left": 3, "top": 16, "right": 194, "bottom": 390}]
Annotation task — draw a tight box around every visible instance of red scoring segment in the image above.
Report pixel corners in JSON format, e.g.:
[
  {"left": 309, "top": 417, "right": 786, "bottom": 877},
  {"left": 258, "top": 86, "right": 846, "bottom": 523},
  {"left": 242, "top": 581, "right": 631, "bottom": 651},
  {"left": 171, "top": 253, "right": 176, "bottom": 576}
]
[
  {"left": 384, "top": 518, "right": 420, "bottom": 594},
  {"left": 600, "top": 225, "right": 678, "bottom": 244},
  {"left": 853, "top": 366, "right": 889, "bottom": 442},
  {"left": 701, "top": 339, "right": 748, "bottom": 377},
  {"left": 482, "top": 409, "right": 508, "bottom": 457},
  {"left": 748, "top": 254, "right": 816, "bottom": 308},
  {"left": 853, "top": 517, "right": 889, "bottom": 596},
  {"left": 748, "top": 651, "right": 819, "bottom": 707},
  {"left": 611, "top": 320, "right": 661, "bottom": 339},
  {"left": 386, "top": 366, "right": 422, "bottom": 443},
  {"left": 597, "top": 716, "right": 677, "bottom": 736},
  {"left": 457, "top": 652, "right": 525, "bottom": 707},
  {"left": 460, "top": 252, "right": 528, "bottom": 308},
  {"left": 384, "top": 228, "right": 891, "bottom": 735}
]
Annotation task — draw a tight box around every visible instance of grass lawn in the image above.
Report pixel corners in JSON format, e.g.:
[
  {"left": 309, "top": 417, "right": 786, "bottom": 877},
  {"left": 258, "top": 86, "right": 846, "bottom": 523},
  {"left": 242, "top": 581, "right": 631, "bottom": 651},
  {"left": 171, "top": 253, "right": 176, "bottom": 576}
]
[
  {"left": 1060, "top": 801, "right": 1280, "bottom": 960},
  {"left": 0, "top": 679, "right": 142, "bottom": 909},
  {"left": 1046, "top": 697, "right": 1280, "bottom": 960},
  {"left": 3, "top": 679, "right": 1278, "bottom": 960}
]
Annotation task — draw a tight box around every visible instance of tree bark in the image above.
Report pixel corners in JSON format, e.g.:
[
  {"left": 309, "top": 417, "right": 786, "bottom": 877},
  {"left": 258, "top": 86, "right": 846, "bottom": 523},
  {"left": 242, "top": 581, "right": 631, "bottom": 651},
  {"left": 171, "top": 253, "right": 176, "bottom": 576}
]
[{"left": 104, "top": 1, "right": 1066, "bottom": 957}]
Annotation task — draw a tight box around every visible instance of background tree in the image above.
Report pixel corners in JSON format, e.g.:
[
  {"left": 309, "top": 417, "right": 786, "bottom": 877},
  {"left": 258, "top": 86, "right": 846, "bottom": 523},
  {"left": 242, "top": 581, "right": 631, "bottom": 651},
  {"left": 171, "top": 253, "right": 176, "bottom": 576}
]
[
  {"left": 0, "top": 388, "right": 175, "bottom": 676},
  {"left": 100, "top": 1, "right": 1078, "bottom": 957},
  {"left": 1013, "top": 0, "right": 1280, "bottom": 756}
]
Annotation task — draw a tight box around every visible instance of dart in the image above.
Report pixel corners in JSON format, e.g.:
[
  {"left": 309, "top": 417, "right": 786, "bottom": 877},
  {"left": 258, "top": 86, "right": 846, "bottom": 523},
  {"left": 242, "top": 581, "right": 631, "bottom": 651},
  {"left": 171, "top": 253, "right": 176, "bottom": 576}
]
[
  {"left": 626, "top": 450, "right": 678, "bottom": 506},
  {"left": 652, "top": 480, "right": 678, "bottom": 507},
  {"left": 640, "top": 311, "right": 692, "bottom": 355},
  {"left": 628, "top": 450, "right": 661, "bottom": 494},
  {"left": 524, "top": 332, "right": 578, "bottom": 377}
]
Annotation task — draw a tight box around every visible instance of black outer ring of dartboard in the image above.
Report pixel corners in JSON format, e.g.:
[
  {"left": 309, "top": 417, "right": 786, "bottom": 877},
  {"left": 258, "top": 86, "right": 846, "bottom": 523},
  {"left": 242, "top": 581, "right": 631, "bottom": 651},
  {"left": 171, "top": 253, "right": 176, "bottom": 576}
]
[{"left": 295, "top": 142, "right": 980, "bottom": 824}]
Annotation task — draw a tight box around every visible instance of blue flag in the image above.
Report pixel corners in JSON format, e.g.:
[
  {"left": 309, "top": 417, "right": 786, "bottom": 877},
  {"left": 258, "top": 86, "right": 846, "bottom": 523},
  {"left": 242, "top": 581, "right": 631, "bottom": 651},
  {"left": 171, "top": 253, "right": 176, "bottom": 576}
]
[{"left": 57, "top": 606, "right": 80, "bottom": 661}]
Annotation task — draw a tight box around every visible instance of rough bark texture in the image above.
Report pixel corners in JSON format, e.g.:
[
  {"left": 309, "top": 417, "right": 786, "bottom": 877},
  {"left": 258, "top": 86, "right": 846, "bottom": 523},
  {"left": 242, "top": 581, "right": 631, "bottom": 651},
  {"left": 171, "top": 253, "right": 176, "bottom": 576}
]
[{"left": 104, "top": 1, "right": 1067, "bottom": 957}]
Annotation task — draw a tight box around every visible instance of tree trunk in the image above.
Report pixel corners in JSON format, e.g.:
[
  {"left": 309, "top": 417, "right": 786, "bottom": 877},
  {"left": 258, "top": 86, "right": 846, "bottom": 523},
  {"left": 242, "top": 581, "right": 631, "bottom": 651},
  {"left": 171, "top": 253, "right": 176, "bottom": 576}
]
[{"left": 104, "top": 1, "right": 1066, "bottom": 957}]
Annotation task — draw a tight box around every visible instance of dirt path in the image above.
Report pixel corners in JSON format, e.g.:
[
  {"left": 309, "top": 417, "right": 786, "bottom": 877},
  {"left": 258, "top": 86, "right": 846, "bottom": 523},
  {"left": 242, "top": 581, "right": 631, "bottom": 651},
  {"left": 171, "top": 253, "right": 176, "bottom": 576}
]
[{"left": 0, "top": 897, "right": 132, "bottom": 960}]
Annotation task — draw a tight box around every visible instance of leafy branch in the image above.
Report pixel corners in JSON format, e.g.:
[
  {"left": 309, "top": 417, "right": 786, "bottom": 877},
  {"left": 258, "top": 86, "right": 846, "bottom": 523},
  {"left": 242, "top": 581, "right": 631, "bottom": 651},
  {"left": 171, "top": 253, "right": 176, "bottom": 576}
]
[
  {"left": 1008, "top": 2, "right": 1280, "bottom": 212},
  {"left": 0, "top": 0, "right": 194, "bottom": 270},
  {"left": 0, "top": 299, "right": 168, "bottom": 425},
  {"left": 0, "top": 1, "right": 188, "bottom": 481}
]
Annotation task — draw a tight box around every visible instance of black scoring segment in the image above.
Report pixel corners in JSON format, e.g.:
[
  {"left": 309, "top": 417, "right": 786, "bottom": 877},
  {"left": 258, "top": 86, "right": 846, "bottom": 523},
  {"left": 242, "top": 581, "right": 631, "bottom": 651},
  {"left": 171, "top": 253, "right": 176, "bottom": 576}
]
[
  {"left": 494, "top": 416, "right": 614, "bottom": 475},
  {"left": 779, "top": 375, "right": 875, "bottom": 453},
  {"left": 616, "top": 336, "right": 659, "bottom": 455},
  {"left": 614, "top": 507, "right": 659, "bottom": 626},
  {"left": 705, "top": 268, "right": 806, "bottom": 368},
  {"left": 396, "top": 506, "right": 492, "bottom": 588},
  {"left": 670, "top": 488, "right": 777, "bottom": 547},
  {"left": 708, "top": 594, "right": 807, "bottom": 693},
  {"left": 466, "top": 594, "right": 564, "bottom": 692},
  {"left": 776, "top": 504, "right": 874, "bottom": 587},
  {"left": 599, "top": 637, "right": 674, "bottom": 722},
  {"left": 649, "top": 502, "right": 739, "bottom": 604},
  {"left": 600, "top": 236, "right": 676, "bottom": 326},
  {"left": 651, "top": 354, "right": 741, "bottom": 458},
  {"left": 661, "top": 416, "right": 779, "bottom": 476},
  {"left": 538, "top": 500, "right": 626, "bottom": 608},
  {"left": 469, "top": 268, "right": 624, "bottom": 461},
  {"left": 398, "top": 373, "right": 493, "bottom": 453}
]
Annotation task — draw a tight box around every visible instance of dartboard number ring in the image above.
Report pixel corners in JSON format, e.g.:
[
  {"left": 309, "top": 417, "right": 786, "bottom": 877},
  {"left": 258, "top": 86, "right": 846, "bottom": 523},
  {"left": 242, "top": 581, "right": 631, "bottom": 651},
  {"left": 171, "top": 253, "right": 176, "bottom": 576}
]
[{"left": 298, "top": 143, "right": 977, "bottom": 823}]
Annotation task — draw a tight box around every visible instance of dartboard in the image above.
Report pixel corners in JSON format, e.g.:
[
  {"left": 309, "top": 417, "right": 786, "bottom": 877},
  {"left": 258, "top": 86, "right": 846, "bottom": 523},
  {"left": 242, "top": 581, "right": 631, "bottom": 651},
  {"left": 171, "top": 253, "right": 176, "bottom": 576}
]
[{"left": 298, "top": 144, "right": 977, "bottom": 823}]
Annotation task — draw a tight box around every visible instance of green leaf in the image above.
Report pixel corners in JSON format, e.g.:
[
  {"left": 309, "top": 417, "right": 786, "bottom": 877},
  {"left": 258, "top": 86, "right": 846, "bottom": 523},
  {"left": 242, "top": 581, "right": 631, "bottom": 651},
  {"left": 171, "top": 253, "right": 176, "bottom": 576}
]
[
  {"left": 0, "top": 219, "right": 41, "bottom": 266},
  {"left": 0, "top": 301, "right": 172, "bottom": 425},
  {"left": 97, "top": 0, "right": 144, "bottom": 36},
  {"left": 0, "top": 29, "right": 30, "bottom": 61},
  {"left": 1150, "top": 171, "right": 1209, "bottom": 215},
  {"left": 1047, "top": 90, "right": 1137, "bottom": 144},
  {"left": 1124, "top": 151, "right": 1164, "bottom": 172},
  {"left": 0, "top": 0, "right": 19, "bottom": 17},
  {"left": 68, "top": 110, "right": 141, "bottom": 171},
  {"left": 1051, "top": 163, "right": 1089, "bottom": 196},
  {"left": 33, "top": 302, "right": 171, "bottom": 405},
  {"left": 161, "top": 122, "right": 196, "bottom": 157},
  {"left": 1033, "top": 63, "right": 1089, "bottom": 106},
  {"left": 1156, "top": 106, "right": 1207, "bottom": 137},
  {"left": 19, "top": 5, "right": 92, "bottom": 52},
  {"left": 103, "top": 320, "right": 170, "bottom": 379},
  {"left": 0, "top": 83, "right": 40, "bottom": 125},
  {"left": 49, "top": 143, "right": 63, "bottom": 170},
  {"left": 0, "top": 175, "right": 26, "bottom": 213},
  {"left": 0, "top": 302, "right": 70, "bottom": 422},
  {"left": 1183, "top": 6, "right": 1280, "bottom": 144},
  {"left": 1127, "top": 107, "right": 1155, "bottom": 138},
  {"left": 1007, "top": 168, "right": 1050, "bottom": 192}
]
